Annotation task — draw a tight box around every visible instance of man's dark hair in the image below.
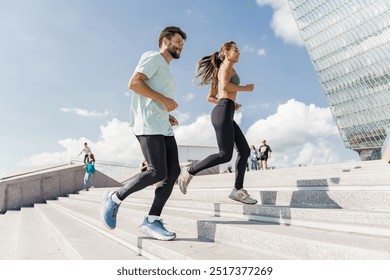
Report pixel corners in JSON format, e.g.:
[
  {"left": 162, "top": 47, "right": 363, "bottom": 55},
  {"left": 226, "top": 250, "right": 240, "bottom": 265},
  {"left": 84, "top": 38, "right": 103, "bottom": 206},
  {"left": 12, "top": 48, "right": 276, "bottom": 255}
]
[{"left": 158, "top": 26, "right": 187, "bottom": 48}]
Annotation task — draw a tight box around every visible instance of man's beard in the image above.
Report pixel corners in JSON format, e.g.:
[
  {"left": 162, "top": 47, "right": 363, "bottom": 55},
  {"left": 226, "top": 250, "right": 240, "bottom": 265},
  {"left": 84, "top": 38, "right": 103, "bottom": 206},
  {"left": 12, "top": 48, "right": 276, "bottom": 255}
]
[{"left": 167, "top": 43, "right": 181, "bottom": 59}]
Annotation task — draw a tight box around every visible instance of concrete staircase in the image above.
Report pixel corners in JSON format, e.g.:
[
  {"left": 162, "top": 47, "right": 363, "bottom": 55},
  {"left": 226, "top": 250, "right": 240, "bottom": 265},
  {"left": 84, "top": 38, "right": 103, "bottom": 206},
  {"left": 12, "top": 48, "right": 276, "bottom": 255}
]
[{"left": 1, "top": 160, "right": 390, "bottom": 260}]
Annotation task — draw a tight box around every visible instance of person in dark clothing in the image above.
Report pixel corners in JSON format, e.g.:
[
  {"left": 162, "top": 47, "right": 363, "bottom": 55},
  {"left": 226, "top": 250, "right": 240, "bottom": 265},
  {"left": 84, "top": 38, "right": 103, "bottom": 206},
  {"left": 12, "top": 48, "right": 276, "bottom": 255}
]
[
  {"left": 178, "top": 41, "right": 257, "bottom": 205},
  {"left": 259, "top": 140, "right": 272, "bottom": 170}
]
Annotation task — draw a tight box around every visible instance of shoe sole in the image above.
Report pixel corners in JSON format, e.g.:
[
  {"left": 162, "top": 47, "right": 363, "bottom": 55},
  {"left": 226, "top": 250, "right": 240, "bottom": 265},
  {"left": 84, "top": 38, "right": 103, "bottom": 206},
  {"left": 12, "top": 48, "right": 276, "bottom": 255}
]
[
  {"left": 228, "top": 195, "right": 258, "bottom": 205},
  {"left": 139, "top": 225, "right": 176, "bottom": 241},
  {"left": 179, "top": 180, "right": 187, "bottom": 194},
  {"left": 101, "top": 191, "right": 115, "bottom": 230},
  {"left": 178, "top": 168, "right": 188, "bottom": 194}
]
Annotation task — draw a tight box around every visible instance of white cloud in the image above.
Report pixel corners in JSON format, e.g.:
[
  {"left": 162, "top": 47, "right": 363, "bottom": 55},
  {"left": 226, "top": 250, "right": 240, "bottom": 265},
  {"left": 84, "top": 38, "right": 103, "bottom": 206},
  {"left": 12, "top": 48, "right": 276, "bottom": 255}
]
[
  {"left": 245, "top": 99, "right": 348, "bottom": 167},
  {"left": 257, "top": 48, "right": 267, "bottom": 56},
  {"left": 174, "top": 110, "right": 190, "bottom": 124},
  {"left": 234, "top": 111, "right": 243, "bottom": 125},
  {"left": 186, "top": 9, "right": 206, "bottom": 23},
  {"left": 60, "top": 107, "right": 111, "bottom": 117},
  {"left": 20, "top": 100, "right": 357, "bottom": 171},
  {"left": 295, "top": 141, "right": 340, "bottom": 166},
  {"left": 19, "top": 119, "right": 142, "bottom": 168},
  {"left": 242, "top": 45, "right": 255, "bottom": 53},
  {"left": 183, "top": 92, "right": 195, "bottom": 102},
  {"left": 246, "top": 99, "right": 338, "bottom": 146},
  {"left": 240, "top": 45, "right": 267, "bottom": 57},
  {"left": 256, "top": 0, "right": 304, "bottom": 46},
  {"left": 174, "top": 114, "right": 217, "bottom": 146},
  {"left": 246, "top": 103, "right": 272, "bottom": 113}
]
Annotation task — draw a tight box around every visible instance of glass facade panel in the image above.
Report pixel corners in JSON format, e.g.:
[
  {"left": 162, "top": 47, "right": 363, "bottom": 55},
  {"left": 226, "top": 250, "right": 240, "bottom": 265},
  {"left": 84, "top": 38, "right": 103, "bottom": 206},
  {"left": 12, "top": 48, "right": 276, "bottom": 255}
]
[{"left": 288, "top": 0, "right": 390, "bottom": 159}]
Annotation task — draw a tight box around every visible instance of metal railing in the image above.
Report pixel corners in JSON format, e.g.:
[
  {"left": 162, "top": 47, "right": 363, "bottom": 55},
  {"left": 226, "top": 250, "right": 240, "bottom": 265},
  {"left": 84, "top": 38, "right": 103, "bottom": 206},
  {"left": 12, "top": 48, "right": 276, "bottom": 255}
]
[{"left": 70, "top": 157, "right": 140, "bottom": 184}]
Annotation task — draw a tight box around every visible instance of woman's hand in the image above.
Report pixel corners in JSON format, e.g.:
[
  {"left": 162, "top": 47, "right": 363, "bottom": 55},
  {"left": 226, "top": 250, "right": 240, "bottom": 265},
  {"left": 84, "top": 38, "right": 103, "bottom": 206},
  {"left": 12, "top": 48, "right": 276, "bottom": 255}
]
[{"left": 243, "top": 84, "right": 254, "bottom": 92}]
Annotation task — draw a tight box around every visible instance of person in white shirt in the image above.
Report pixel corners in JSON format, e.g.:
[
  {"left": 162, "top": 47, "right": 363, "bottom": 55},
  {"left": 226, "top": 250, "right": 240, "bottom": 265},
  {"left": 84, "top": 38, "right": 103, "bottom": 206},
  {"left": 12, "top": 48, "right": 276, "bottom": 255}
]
[
  {"left": 77, "top": 142, "right": 91, "bottom": 164},
  {"left": 101, "top": 26, "right": 186, "bottom": 241}
]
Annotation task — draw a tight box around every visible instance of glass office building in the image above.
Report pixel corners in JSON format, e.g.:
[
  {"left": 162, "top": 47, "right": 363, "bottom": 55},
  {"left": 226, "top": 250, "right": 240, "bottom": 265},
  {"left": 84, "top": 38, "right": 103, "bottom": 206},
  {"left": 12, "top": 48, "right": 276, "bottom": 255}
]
[{"left": 288, "top": 0, "right": 390, "bottom": 160}]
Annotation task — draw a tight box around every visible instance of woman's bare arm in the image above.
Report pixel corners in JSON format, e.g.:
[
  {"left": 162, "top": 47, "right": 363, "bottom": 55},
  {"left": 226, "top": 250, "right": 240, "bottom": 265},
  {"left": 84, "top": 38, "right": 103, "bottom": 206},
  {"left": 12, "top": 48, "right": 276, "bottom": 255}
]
[
  {"left": 207, "top": 85, "right": 219, "bottom": 104},
  {"left": 218, "top": 63, "right": 254, "bottom": 93}
]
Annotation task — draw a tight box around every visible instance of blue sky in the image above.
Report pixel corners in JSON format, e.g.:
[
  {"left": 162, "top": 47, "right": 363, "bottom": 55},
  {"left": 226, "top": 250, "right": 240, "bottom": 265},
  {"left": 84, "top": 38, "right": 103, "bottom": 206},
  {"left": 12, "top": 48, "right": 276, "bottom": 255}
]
[{"left": 0, "top": 0, "right": 359, "bottom": 175}]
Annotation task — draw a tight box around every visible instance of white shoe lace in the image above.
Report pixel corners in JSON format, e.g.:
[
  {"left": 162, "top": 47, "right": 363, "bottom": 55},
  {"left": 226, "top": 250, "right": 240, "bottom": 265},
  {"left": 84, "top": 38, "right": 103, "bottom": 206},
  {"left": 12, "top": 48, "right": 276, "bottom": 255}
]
[
  {"left": 238, "top": 189, "right": 252, "bottom": 199},
  {"left": 155, "top": 219, "right": 173, "bottom": 232}
]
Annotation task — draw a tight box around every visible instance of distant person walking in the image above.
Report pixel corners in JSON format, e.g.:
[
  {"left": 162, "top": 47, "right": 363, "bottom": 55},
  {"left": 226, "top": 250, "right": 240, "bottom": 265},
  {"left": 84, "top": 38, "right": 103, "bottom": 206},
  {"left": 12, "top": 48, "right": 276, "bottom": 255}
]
[
  {"left": 259, "top": 140, "right": 272, "bottom": 170},
  {"left": 101, "top": 26, "right": 187, "bottom": 241},
  {"left": 178, "top": 41, "right": 257, "bottom": 205},
  {"left": 77, "top": 142, "right": 92, "bottom": 164},
  {"left": 83, "top": 153, "right": 95, "bottom": 191},
  {"left": 250, "top": 145, "right": 259, "bottom": 170}
]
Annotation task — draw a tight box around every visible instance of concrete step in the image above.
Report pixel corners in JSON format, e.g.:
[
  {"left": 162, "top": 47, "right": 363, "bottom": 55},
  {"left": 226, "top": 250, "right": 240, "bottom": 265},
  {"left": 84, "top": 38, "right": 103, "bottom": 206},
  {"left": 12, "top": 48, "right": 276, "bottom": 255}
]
[
  {"left": 257, "top": 189, "right": 390, "bottom": 210},
  {"left": 34, "top": 203, "right": 146, "bottom": 260},
  {"left": 82, "top": 185, "right": 390, "bottom": 211},
  {"left": 0, "top": 210, "right": 21, "bottom": 259},
  {"left": 66, "top": 190, "right": 390, "bottom": 238},
  {"left": 51, "top": 192, "right": 390, "bottom": 259},
  {"left": 13, "top": 207, "right": 67, "bottom": 260},
  {"left": 47, "top": 199, "right": 282, "bottom": 260},
  {"left": 191, "top": 172, "right": 390, "bottom": 188},
  {"left": 184, "top": 160, "right": 390, "bottom": 188},
  {"left": 2, "top": 159, "right": 390, "bottom": 260},
  {"left": 128, "top": 199, "right": 390, "bottom": 238}
]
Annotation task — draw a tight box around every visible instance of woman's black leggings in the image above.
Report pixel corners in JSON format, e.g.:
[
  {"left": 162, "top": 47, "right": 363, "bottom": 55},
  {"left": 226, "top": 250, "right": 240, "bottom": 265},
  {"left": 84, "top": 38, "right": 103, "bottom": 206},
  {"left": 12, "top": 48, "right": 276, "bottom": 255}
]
[
  {"left": 116, "top": 135, "right": 180, "bottom": 216},
  {"left": 188, "top": 98, "right": 250, "bottom": 189}
]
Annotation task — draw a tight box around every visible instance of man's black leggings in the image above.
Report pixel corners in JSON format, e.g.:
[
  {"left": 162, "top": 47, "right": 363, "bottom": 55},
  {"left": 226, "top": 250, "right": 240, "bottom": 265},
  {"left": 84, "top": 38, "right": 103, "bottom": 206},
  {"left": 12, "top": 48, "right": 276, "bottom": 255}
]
[
  {"left": 116, "top": 135, "right": 180, "bottom": 216},
  {"left": 188, "top": 98, "right": 250, "bottom": 189}
]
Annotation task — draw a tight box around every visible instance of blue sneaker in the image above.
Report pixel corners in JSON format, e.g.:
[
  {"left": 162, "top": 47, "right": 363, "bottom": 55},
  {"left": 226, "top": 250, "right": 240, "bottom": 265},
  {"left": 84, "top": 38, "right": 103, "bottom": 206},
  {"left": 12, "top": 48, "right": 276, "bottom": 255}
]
[
  {"left": 139, "top": 217, "right": 176, "bottom": 241},
  {"left": 101, "top": 191, "right": 120, "bottom": 230}
]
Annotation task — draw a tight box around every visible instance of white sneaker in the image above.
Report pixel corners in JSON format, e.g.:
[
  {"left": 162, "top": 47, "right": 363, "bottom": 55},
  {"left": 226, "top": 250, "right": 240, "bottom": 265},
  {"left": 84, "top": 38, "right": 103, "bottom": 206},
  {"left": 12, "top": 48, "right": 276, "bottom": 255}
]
[
  {"left": 228, "top": 188, "right": 258, "bottom": 204},
  {"left": 178, "top": 166, "right": 193, "bottom": 194}
]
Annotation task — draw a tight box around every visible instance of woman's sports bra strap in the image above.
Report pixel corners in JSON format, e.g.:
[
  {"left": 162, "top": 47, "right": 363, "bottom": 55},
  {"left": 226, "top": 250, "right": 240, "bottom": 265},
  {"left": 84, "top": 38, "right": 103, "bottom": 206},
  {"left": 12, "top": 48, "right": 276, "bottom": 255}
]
[{"left": 230, "top": 72, "right": 240, "bottom": 85}]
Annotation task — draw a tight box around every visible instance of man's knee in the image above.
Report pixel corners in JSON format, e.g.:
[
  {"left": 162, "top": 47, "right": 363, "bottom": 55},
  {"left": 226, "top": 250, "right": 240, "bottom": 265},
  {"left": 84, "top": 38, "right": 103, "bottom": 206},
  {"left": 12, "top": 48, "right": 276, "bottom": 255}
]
[{"left": 219, "top": 151, "right": 233, "bottom": 163}]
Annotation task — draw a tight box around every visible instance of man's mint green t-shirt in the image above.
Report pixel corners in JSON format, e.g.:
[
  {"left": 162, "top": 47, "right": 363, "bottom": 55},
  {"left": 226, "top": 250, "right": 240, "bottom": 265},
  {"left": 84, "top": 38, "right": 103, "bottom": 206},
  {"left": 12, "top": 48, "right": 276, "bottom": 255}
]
[{"left": 129, "top": 51, "right": 175, "bottom": 136}]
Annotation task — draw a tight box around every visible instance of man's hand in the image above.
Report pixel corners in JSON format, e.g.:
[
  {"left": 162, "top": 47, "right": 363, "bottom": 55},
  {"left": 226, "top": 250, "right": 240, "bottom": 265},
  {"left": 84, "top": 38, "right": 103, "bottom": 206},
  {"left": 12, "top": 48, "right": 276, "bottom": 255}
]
[
  {"left": 235, "top": 103, "right": 241, "bottom": 111},
  {"left": 161, "top": 97, "right": 178, "bottom": 112},
  {"left": 169, "top": 115, "right": 179, "bottom": 126}
]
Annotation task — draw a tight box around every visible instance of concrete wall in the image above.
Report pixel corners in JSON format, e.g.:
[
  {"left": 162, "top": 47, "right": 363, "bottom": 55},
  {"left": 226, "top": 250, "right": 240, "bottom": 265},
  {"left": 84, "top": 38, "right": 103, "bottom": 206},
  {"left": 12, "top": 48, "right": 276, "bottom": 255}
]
[{"left": 0, "top": 165, "right": 121, "bottom": 214}]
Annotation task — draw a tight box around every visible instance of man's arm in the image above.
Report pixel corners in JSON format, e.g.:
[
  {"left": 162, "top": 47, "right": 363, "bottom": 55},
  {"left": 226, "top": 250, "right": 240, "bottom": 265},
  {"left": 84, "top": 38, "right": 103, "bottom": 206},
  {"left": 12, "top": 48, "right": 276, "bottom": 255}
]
[{"left": 128, "top": 72, "right": 178, "bottom": 112}]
